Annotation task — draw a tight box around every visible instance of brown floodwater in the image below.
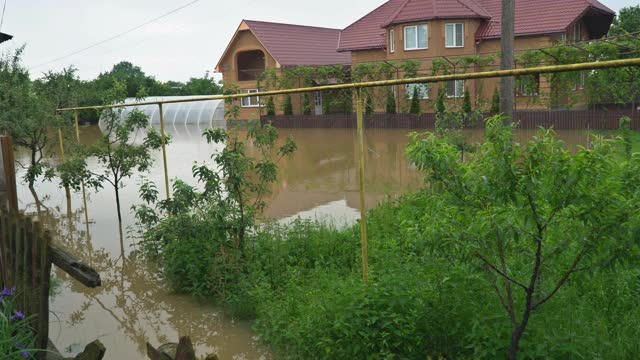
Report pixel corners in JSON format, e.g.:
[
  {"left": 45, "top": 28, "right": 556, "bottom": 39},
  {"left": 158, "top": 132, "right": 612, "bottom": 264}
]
[{"left": 15, "top": 125, "right": 590, "bottom": 359}]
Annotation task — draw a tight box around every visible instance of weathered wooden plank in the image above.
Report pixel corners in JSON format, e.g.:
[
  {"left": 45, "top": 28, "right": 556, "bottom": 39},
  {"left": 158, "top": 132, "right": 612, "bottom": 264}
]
[
  {"left": 37, "top": 228, "right": 51, "bottom": 356},
  {"left": 49, "top": 246, "right": 101, "bottom": 288}
]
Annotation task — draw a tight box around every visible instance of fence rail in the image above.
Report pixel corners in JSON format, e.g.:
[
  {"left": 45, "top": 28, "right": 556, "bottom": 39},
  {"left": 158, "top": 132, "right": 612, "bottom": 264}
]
[{"left": 261, "top": 110, "right": 640, "bottom": 130}]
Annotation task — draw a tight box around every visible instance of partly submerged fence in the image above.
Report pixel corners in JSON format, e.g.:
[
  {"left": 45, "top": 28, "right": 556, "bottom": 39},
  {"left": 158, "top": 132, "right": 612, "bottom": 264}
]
[{"left": 261, "top": 110, "right": 640, "bottom": 130}]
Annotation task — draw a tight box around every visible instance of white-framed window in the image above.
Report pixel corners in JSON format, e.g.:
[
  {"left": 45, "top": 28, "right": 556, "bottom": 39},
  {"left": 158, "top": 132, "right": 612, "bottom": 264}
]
[
  {"left": 404, "top": 24, "right": 428, "bottom": 50},
  {"left": 573, "top": 22, "right": 581, "bottom": 43},
  {"left": 516, "top": 75, "right": 540, "bottom": 97},
  {"left": 405, "top": 83, "right": 430, "bottom": 99},
  {"left": 241, "top": 89, "right": 260, "bottom": 107},
  {"left": 573, "top": 71, "right": 586, "bottom": 90},
  {"left": 445, "top": 23, "right": 464, "bottom": 48},
  {"left": 560, "top": 33, "right": 567, "bottom": 42},
  {"left": 389, "top": 29, "right": 395, "bottom": 53},
  {"left": 446, "top": 80, "right": 464, "bottom": 98}
]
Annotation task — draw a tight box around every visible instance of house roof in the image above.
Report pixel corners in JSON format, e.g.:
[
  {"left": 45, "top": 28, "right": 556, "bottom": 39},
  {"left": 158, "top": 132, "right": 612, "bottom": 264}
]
[
  {"left": 216, "top": 20, "right": 351, "bottom": 71},
  {"left": 475, "top": 0, "right": 615, "bottom": 39},
  {"left": 0, "top": 32, "right": 13, "bottom": 44},
  {"left": 338, "top": 0, "right": 615, "bottom": 51},
  {"left": 382, "top": 0, "right": 491, "bottom": 27}
]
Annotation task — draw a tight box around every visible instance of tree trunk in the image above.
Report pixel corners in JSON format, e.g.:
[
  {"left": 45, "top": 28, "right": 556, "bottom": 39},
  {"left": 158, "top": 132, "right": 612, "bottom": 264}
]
[
  {"left": 114, "top": 181, "right": 122, "bottom": 225},
  {"left": 500, "top": 0, "right": 515, "bottom": 120}
]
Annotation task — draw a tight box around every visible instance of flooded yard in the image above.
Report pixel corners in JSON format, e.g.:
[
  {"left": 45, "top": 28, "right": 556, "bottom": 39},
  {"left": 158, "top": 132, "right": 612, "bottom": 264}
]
[{"left": 16, "top": 125, "right": 590, "bottom": 359}]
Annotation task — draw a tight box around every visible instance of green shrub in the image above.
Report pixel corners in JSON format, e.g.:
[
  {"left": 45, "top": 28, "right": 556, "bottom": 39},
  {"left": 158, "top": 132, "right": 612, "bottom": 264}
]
[
  {"left": 386, "top": 91, "right": 396, "bottom": 114},
  {"left": 302, "top": 93, "right": 311, "bottom": 115},
  {"left": 409, "top": 86, "right": 421, "bottom": 114},
  {"left": 266, "top": 97, "right": 276, "bottom": 116},
  {"left": 490, "top": 87, "right": 500, "bottom": 114},
  {"left": 283, "top": 94, "right": 293, "bottom": 115}
]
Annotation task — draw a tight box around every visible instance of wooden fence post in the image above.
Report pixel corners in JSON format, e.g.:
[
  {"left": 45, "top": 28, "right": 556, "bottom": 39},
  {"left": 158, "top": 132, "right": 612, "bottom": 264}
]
[{"left": 0, "top": 135, "right": 18, "bottom": 212}]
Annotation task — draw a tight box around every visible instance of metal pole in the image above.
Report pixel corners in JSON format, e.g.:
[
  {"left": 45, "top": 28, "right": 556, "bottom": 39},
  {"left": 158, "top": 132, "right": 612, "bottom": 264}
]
[
  {"left": 356, "top": 88, "right": 369, "bottom": 285},
  {"left": 58, "top": 128, "right": 71, "bottom": 202},
  {"left": 158, "top": 103, "right": 170, "bottom": 200},
  {"left": 74, "top": 112, "right": 90, "bottom": 229}
]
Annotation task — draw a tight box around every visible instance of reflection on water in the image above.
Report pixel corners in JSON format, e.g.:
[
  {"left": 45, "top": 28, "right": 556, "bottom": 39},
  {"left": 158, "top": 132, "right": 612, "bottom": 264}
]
[{"left": 16, "top": 125, "right": 590, "bottom": 359}]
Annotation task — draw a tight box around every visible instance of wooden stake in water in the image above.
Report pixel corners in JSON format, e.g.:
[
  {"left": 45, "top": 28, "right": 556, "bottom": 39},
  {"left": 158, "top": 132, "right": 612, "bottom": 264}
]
[
  {"left": 356, "top": 88, "right": 369, "bottom": 285},
  {"left": 158, "top": 103, "right": 170, "bottom": 200}
]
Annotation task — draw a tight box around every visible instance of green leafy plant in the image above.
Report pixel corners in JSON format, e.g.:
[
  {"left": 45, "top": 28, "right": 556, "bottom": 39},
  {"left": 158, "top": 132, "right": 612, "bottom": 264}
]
[
  {"left": 134, "top": 116, "right": 296, "bottom": 299},
  {"left": 407, "top": 116, "right": 640, "bottom": 359},
  {"left": 386, "top": 90, "right": 396, "bottom": 114},
  {"left": 491, "top": 87, "right": 501, "bottom": 114},
  {"left": 0, "top": 287, "right": 39, "bottom": 359},
  {"left": 302, "top": 93, "right": 312, "bottom": 115},
  {"left": 409, "top": 86, "right": 421, "bottom": 114},
  {"left": 283, "top": 94, "right": 293, "bottom": 115},
  {"left": 266, "top": 96, "right": 276, "bottom": 116}
]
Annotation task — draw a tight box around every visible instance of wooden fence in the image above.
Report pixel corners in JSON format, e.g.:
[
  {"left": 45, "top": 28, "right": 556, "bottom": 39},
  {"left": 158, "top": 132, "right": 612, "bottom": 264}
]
[
  {"left": 0, "top": 135, "right": 102, "bottom": 359},
  {"left": 0, "top": 215, "right": 51, "bottom": 354},
  {"left": 261, "top": 110, "right": 640, "bottom": 130}
]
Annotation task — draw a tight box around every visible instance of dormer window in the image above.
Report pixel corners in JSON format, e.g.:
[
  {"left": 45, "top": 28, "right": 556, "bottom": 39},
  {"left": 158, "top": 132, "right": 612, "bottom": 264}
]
[
  {"left": 404, "top": 24, "right": 428, "bottom": 50},
  {"left": 445, "top": 23, "right": 464, "bottom": 48},
  {"left": 573, "top": 22, "right": 581, "bottom": 42}
]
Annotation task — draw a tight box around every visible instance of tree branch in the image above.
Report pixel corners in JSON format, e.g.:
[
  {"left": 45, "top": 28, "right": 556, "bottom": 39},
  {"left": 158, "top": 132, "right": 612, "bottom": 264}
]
[{"left": 475, "top": 252, "right": 528, "bottom": 291}]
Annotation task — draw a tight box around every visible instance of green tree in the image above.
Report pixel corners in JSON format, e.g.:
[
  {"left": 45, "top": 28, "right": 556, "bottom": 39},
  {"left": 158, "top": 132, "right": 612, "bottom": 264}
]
[
  {"left": 182, "top": 71, "right": 223, "bottom": 95},
  {"left": 386, "top": 90, "right": 396, "bottom": 114},
  {"left": 366, "top": 95, "right": 374, "bottom": 117},
  {"left": 491, "top": 87, "right": 501, "bottom": 114},
  {"left": 0, "top": 48, "right": 56, "bottom": 190},
  {"left": 609, "top": 5, "right": 640, "bottom": 35},
  {"left": 88, "top": 80, "right": 164, "bottom": 230},
  {"left": 302, "top": 93, "right": 312, "bottom": 115},
  {"left": 407, "top": 117, "right": 640, "bottom": 359},
  {"left": 94, "top": 61, "right": 158, "bottom": 98},
  {"left": 462, "top": 88, "right": 472, "bottom": 121},
  {"left": 266, "top": 97, "right": 276, "bottom": 116},
  {"left": 409, "top": 86, "right": 421, "bottom": 114},
  {"left": 435, "top": 87, "right": 446, "bottom": 119},
  {"left": 283, "top": 94, "right": 293, "bottom": 115}
]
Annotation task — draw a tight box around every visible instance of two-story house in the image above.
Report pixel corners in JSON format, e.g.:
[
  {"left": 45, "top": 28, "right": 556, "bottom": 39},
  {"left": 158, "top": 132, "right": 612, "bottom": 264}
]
[{"left": 217, "top": 0, "right": 615, "bottom": 118}]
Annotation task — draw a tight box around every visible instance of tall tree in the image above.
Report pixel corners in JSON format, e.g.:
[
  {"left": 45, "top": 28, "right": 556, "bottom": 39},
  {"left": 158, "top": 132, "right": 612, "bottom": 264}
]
[
  {"left": 500, "top": 0, "right": 515, "bottom": 119},
  {"left": 609, "top": 5, "right": 640, "bottom": 35}
]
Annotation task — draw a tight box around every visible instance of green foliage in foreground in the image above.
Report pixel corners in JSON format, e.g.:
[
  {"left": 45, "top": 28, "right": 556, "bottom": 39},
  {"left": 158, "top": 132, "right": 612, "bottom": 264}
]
[
  {"left": 0, "top": 288, "right": 39, "bottom": 359},
  {"left": 140, "top": 118, "right": 640, "bottom": 359}
]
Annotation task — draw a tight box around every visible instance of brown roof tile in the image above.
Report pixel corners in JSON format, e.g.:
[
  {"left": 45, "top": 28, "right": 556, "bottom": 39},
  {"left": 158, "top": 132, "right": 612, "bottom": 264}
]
[
  {"left": 245, "top": 20, "right": 351, "bottom": 66},
  {"left": 338, "top": 0, "right": 615, "bottom": 51}
]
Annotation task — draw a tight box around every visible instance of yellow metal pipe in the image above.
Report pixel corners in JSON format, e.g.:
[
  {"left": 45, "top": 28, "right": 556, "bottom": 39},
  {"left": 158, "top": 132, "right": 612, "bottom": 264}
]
[
  {"left": 75, "top": 111, "right": 90, "bottom": 228},
  {"left": 356, "top": 88, "right": 369, "bottom": 286},
  {"left": 58, "top": 128, "right": 71, "bottom": 202},
  {"left": 158, "top": 103, "right": 171, "bottom": 200},
  {"left": 57, "top": 58, "right": 640, "bottom": 112}
]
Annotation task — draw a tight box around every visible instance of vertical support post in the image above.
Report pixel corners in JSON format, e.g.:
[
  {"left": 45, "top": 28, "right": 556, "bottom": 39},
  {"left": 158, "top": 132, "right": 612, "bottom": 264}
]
[
  {"left": 158, "top": 103, "right": 170, "bottom": 200},
  {"left": 58, "top": 128, "right": 71, "bottom": 202},
  {"left": 356, "top": 88, "right": 369, "bottom": 285},
  {"left": 74, "top": 112, "right": 91, "bottom": 229},
  {"left": 1, "top": 135, "right": 19, "bottom": 212}
]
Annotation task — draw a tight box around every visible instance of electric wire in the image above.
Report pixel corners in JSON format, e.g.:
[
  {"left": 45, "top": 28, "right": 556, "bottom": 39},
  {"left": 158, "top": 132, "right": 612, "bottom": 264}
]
[
  {"left": 28, "top": 0, "right": 201, "bottom": 70},
  {"left": 0, "top": 0, "right": 7, "bottom": 33}
]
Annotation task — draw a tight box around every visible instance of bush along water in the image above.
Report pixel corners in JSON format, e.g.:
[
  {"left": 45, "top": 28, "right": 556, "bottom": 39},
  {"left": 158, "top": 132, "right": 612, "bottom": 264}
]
[
  {"left": 136, "top": 115, "right": 640, "bottom": 359},
  {"left": 0, "top": 287, "right": 39, "bottom": 359}
]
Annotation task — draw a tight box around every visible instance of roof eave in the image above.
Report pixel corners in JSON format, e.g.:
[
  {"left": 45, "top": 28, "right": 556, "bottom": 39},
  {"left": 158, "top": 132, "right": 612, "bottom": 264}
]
[
  {"left": 477, "top": 30, "right": 565, "bottom": 41},
  {"left": 382, "top": 15, "right": 491, "bottom": 28},
  {"left": 337, "top": 45, "right": 386, "bottom": 52}
]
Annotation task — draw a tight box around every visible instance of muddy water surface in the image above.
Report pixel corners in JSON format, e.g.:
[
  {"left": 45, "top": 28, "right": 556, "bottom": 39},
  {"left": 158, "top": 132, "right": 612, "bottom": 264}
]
[{"left": 16, "top": 125, "right": 589, "bottom": 359}]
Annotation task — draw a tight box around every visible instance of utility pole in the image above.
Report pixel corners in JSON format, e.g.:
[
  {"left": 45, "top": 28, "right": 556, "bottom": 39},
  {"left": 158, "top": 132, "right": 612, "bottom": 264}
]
[{"left": 500, "top": 0, "right": 515, "bottom": 119}]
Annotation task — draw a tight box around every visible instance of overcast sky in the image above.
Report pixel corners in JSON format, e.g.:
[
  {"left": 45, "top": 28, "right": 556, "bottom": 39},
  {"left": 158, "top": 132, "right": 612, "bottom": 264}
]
[{"left": 0, "top": 0, "right": 636, "bottom": 82}]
